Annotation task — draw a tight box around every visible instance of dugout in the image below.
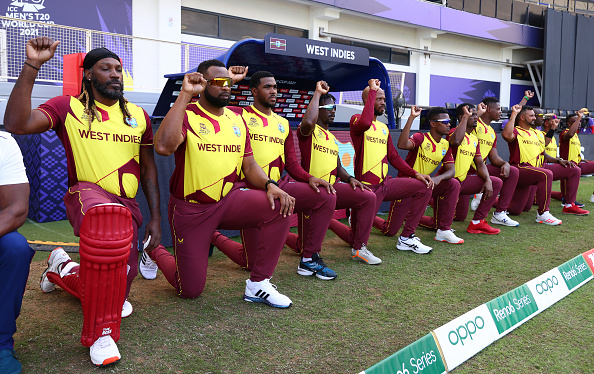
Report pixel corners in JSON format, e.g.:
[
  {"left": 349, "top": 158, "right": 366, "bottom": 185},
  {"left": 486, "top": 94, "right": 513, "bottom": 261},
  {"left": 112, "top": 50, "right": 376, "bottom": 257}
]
[{"left": 143, "top": 35, "right": 399, "bottom": 247}]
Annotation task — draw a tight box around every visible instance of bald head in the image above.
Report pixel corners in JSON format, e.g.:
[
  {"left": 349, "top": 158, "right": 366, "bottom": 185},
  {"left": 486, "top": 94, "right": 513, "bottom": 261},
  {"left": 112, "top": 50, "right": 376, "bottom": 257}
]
[{"left": 362, "top": 87, "right": 384, "bottom": 104}]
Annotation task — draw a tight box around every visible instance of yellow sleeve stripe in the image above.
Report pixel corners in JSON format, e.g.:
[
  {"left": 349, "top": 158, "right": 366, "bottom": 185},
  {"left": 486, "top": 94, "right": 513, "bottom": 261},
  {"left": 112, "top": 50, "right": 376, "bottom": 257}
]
[{"left": 34, "top": 108, "right": 54, "bottom": 130}]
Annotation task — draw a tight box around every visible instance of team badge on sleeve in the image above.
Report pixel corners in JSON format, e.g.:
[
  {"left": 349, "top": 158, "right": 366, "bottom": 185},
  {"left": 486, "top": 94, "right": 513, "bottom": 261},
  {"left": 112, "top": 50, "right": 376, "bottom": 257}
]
[
  {"left": 278, "top": 123, "right": 285, "bottom": 133},
  {"left": 442, "top": 149, "right": 447, "bottom": 156},
  {"left": 382, "top": 128, "right": 388, "bottom": 135},
  {"left": 233, "top": 126, "right": 242, "bottom": 137},
  {"left": 125, "top": 117, "right": 138, "bottom": 128}
]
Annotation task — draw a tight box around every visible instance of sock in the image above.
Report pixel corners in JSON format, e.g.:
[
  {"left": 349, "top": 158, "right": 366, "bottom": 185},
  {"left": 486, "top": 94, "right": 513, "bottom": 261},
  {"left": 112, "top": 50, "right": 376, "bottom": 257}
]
[
  {"left": 302, "top": 257, "right": 312, "bottom": 262},
  {"left": 494, "top": 211, "right": 503, "bottom": 216},
  {"left": 472, "top": 220, "right": 480, "bottom": 224},
  {"left": 565, "top": 204, "right": 573, "bottom": 208}
]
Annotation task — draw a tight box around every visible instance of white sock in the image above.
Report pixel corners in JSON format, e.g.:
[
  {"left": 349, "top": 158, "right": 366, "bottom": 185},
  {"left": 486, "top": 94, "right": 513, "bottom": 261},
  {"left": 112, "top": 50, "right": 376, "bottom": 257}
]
[
  {"left": 565, "top": 203, "right": 573, "bottom": 208},
  {"left": 302, "top": 257, "right": 312, "bottom": 262},
  {"left": 472, "top": 220, "right": 480, "bottom": 225},
  {"left": 494, "top": 211, "right": 503, "bottom": 216}
]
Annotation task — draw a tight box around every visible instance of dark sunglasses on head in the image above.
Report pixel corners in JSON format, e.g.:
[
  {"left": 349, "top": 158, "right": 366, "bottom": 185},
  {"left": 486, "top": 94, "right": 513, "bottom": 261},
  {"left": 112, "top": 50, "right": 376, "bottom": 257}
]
[
  {"left": 320, "top": 104, "right": 336, "bottom": 111},
  {"left": 432, "top": 119, "right": 451, "bottom": 124},
  {"left": 207, "top": 77, "right": 233, "bottom": 87}
]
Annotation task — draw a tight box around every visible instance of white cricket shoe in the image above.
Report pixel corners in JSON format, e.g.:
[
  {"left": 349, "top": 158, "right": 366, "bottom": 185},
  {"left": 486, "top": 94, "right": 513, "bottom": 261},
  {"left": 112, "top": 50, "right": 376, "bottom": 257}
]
[
  {"left": 397, "top": 234, "right": 433, "bottom": 254},
  {"left": 351, "top": 245, "right": 382, "bottom": 265},
  {"left": 90, "top": 336, "right": 121, "bottom": 367},
  {"left": 536, "top": 211, "right": 562, "bottom": 226},
  {"left": 491, "top": 211, "right": 519, "bottom": 227},
  {"left": 435, "top": 229, "right": 464, "bottom": 244},
  {"left": 40, "top": 247, "right": 71, "bottom": 293},
  {"left": 590, "top": 194, "right": 594, "bottom": 203},
  {"left": 243, "top": 278, "right": 292, "bottom": 308},
  {"left": 138, "top": 250, "right": 158, "bottom": 280},
  {"left": 471, "top": 194, "right": 482, "bottom": 211},
  {"left": 121, "top": 299, "right": 133, "bottom": 318}
]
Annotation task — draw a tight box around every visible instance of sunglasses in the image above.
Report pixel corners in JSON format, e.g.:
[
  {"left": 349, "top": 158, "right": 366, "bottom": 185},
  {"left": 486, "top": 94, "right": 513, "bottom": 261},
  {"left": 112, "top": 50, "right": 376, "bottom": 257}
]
[
  {"left": 431, "top": 119, "right": 451, "bottom": 124},
  {"left": 320, "top": 104, "right": 336, "bottom": 111},
  {"left": 207, "top": 77, "right": 233, "bottom": 87}
]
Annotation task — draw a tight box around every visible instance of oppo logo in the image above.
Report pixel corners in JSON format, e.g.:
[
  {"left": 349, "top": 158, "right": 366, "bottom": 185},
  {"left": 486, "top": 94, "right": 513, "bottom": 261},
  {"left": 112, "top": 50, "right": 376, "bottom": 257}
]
[
  {"left": 448, "top": 316, "right": 485, "bottom": 346},
  {"left": 535, "top": 276, "right": 559, "bottom": 294}
]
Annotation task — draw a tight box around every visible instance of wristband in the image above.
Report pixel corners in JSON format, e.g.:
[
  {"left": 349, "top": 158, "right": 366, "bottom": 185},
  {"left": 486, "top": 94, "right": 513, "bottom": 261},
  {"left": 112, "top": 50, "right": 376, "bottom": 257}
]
[
  {"left": 558, "top": 158, "right": 564, "bottom": 164},
  {"left": 545, "top": 129, "right": 555, "bottom": 138},
  {"left": 265, "top": 179, "right": 278, "bottom": 191},
  {"left": 24, "top": 61, "right": 40, "bottom": 71},
  {"left": 523, "top": 96, "right": 529, "bottom": 100},
  {"left": 347, "top": 176, "right": 354, "bottom": 182}
]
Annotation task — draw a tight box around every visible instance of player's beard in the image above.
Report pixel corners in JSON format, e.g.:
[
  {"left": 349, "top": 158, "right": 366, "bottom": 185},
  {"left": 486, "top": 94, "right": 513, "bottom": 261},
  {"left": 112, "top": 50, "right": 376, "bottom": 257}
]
[
  {"left": 204, "top": 86, "right": 230, "bottom": 108},
  {"left": 259, "top": 95, "right": 276, "bottom": 109},
  {"left": 92, "top": 75, "right": 124, "bottom": 100}
]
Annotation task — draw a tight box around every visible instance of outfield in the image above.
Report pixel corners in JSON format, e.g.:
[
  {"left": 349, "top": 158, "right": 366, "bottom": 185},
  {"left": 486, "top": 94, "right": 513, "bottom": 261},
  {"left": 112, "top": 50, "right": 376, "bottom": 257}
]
[{"left": 14, "top": 179, "right": 594, "bottom": 373}]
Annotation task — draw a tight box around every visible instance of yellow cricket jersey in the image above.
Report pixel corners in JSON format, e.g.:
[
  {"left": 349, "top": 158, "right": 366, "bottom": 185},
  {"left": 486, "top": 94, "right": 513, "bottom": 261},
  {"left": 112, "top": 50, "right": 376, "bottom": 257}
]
[
  {"left": 409, "top": 132, "right": 450, "bottom": 175},
  {"left": 473, "top": 118, "right": 497, "bottom": 161},
  {"left": 361, "top": 119, "right": 390, "bottom": 184},
  {"left": 170, "top": 103, "right": 251, "bottom": 203},
  {"left": 542, "top": 130, "right": 558, "bottom": 159},
  {"left": 298, "top": 124, "right": 339, "bottom": 184},
  {"left": 514, "top": 127, "right": 545, "bottom": 167},
  {"left": 559, "top": 130, "right": 582, "bottom": 163},
  {"left": 37, "top": 95, "right": 153, "bottom": 198},
  {"left": 451, "top": 133, "right": 480, "bottom": 182},
  {"left": 240, "top": 106, "right": 289, "bottom": 181}
]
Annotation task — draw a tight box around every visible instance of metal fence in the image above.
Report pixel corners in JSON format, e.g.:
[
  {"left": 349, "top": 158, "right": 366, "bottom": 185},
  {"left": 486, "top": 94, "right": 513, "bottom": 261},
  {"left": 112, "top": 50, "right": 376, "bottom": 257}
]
[{"left": 0, "top": 16, "right": 227, "bottom": 92}]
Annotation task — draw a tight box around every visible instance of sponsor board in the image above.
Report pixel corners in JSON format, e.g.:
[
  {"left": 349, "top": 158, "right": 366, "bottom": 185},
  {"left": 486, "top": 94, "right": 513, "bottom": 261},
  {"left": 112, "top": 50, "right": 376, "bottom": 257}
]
[
  {"left": 557, "top": 254, "right": 593, "bottom": 291},
  {"left": 363, "top": 333, "right": 445, "bottom": 374},
  {"left": 525, "top": 268, "right": 569, "bottom": 311},
  {"left": 433, "top": 304, "right": 498, "bottom": 371},
  {"left": 486, "top": 284, "right": 539, "bottom": 335},
  {"left": 582, "top": 248, "right": 594, "bottom": 272}
]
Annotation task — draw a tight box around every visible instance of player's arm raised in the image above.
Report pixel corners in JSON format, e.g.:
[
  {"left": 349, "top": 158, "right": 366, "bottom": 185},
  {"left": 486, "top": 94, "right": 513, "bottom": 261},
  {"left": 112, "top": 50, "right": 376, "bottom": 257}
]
[
  {"left": 300, "top": 80, "right": 329, "bottom": 136},
  {"left": 397, "top": 105, "right": 421, "bottom": 150},
  {"left": 502, "top": 104, "right": 521, "bottom": 143},
  {"left": 154, "top": 72, "right": 205, "bottom": 156},
  {"left": 4, "top": 37, "right": 60, "bottom": 135}
]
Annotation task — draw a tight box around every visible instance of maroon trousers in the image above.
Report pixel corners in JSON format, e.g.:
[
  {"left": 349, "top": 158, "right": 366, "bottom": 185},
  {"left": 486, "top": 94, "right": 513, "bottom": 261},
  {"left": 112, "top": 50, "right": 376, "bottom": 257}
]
[
  {"left": 455, "top": 164, "right": 519, "bottom": 217},
  {"left": 369, "top": 177, "right": 433, "bottom": 238},
  {"left": 213, "top": 177, "right": 336, "bottom": 264},
  {"left": 63, "top": 181, "right": 142, "bottom": 300},
  {"left": 511, "top": 163, "right": 580, "bottom": 214},
  {"left": 150, "top": 185, "right": 291, "bottom": 299},
  {"left": 557, "top": 161, "right": 594, "bottom": 199},
  {"left": 454, "top": 175, "right": 503, "bottom": 222},
  {"left": 508, "top": 164, "right": 553, "bottom": 215},
  {"left": 303, "top": 182, "right": 377, "bottom": 250}
]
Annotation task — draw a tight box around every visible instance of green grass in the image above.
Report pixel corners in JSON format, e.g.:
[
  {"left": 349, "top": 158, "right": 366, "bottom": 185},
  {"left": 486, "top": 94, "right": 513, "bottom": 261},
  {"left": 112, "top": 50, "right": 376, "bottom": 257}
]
[{"left": 15, "top": 179, "right": 594, "bottom": 373}]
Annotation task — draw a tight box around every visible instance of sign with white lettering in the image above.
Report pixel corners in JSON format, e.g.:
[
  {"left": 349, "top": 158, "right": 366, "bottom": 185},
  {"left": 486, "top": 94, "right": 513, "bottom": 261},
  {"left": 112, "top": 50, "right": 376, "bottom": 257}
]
[
  {"left": 525, "top": 268, "right": 569, "bottom": 312},
  {"left": 363, "top": 333, "right": 446, "bottom": 374},
  {"left": 557, "top": 254, "right": 593, "bottom": 291},
  {"left": 486, "top": 284, "right": 539, "bottom": 335},
  {"left": 433, "top": 304, "right": 499, "bottom": 371},
  {"left": 265, "top": 33, "right": 369, "bottom": 66}
]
